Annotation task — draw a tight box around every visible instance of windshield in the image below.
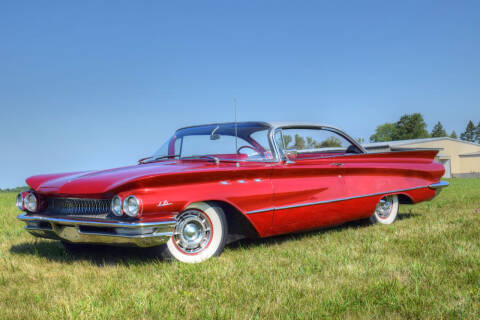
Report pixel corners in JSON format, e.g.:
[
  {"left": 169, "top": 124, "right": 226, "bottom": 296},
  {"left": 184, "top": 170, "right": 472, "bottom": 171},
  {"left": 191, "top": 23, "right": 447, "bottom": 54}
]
[{"left": 150, "top": 123, "right": 275, "bottom": 162}]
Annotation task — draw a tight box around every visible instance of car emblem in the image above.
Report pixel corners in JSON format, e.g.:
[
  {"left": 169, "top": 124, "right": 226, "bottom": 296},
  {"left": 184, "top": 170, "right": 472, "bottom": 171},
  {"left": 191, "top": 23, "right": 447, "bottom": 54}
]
[{"left": 157, "top": 200, "right": 173, "bottom": 207}]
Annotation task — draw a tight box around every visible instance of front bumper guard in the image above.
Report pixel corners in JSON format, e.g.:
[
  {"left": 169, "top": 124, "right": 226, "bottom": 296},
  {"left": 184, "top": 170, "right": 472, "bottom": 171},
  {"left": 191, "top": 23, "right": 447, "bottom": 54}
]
[{"left": 17, "top": 214, "right": 176, "bottom": 247}]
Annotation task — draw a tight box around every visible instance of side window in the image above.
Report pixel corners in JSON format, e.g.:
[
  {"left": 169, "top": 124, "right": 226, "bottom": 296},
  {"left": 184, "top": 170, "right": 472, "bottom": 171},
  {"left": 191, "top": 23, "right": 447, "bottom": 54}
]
[{"left": 279, "top": 128, "right": 358, "bottom": 157}]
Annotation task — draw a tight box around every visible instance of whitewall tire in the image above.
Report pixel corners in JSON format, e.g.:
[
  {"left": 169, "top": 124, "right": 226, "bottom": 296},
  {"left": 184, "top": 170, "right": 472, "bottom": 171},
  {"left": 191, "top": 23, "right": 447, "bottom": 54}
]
[
  {"left": 369, "top": 195, "right": 399, "bottom": 225},
  {"left": 158, "top": 202, "right": 228, "bottom": 263}
]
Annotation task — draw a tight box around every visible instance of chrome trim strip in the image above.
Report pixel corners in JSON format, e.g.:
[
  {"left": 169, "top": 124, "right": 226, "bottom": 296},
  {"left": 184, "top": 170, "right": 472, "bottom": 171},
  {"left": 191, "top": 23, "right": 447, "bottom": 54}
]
[
  {"left": 25, "top": 226, "right": 52, "bottom": 232},
  {"left": 246, "top": 184, "right": 430, "bottom": 214},
  {"left": 76, "top": 230, "right": 173, "bottom": 239},
  {"left": 45, "top": 196, "right": 111, "bottom": 201},
  {"left": 17, "top": 214, "right": 175, "bottom": 228},
  {"left": 269, "top": 127, "right": 282, "bottom": 162},
  {"left": 428, "top": 181, "right": 449, "bottom": 189}
]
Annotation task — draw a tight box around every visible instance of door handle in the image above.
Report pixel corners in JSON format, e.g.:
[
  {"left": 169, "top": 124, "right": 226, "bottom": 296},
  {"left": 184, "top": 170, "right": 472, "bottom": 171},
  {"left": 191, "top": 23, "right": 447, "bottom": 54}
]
[{"left": 331, "top": 162, "right": 343, "bottom": 167}]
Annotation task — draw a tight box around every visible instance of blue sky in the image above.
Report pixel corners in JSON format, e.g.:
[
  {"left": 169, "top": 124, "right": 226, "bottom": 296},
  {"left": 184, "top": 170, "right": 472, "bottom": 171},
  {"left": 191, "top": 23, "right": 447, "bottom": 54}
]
[{"left": 1, "top": 1, "right": 479, "bottom": 188}]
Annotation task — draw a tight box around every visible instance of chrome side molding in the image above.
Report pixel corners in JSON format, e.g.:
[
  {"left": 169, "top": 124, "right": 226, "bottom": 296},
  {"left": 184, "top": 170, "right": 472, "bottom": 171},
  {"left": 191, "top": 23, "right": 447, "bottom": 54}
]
[
  {"left": 428, "top": 181, "right": 449, "bottom": 190},
  {"left": 247, "top": 182, "right": 448, "bottom": 215}
]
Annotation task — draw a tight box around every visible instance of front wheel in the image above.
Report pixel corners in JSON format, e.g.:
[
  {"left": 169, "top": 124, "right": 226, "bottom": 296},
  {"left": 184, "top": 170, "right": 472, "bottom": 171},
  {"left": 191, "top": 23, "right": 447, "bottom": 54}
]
[
  {"left": 153, "top": 202, "right": 228, "bottom": 263},
  {"left": 369, "top": 195, "right": 399, "bottom": 225}
]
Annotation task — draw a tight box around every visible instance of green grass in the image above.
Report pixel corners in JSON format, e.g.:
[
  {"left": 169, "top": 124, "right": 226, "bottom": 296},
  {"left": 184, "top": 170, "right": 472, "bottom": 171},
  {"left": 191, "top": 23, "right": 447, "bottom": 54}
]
[{"left": 1, "top": 179, "right": 479, "bottom": 319}]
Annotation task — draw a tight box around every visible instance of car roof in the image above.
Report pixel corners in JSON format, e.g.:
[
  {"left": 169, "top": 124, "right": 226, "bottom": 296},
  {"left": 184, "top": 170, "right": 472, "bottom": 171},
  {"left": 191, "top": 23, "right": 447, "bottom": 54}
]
[
  {"left": 177, "top": 121, "right": 342, "bottom": 131},
  {"left": 266, "top": 121, "right": 342, "bottom": 131}
]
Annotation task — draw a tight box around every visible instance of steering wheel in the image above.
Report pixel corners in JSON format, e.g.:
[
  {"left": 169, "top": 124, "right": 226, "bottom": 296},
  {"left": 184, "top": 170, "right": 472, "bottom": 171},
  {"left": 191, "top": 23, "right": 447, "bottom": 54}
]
[{"left": 237, "top": 145, "right": 260, "bottom": 156}]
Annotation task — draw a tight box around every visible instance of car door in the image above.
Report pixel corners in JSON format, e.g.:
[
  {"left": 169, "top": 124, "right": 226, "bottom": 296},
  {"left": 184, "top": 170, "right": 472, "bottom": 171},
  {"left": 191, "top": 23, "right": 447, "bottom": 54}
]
[{"left": 270, "top": 127, "right": 353, "bottom": 235}]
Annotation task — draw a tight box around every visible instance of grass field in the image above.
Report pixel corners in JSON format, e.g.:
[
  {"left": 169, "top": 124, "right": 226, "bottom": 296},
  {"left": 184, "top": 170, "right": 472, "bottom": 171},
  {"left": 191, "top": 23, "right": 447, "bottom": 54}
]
[{"left": 1, "top": 179, "right": 479, "bottom": 319}]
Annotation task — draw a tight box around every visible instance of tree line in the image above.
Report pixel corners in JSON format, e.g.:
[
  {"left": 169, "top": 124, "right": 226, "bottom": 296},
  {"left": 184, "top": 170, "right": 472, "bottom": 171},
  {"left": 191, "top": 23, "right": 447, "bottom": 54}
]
[
  {"left": 370, "top": 113, "right": 480, "bottom": 143},
  {"left": 0, "top": 186, "right": 28, "bottom": 193},
  {"left": 283, "top": 134, "right": 342, "bottom": 150}
]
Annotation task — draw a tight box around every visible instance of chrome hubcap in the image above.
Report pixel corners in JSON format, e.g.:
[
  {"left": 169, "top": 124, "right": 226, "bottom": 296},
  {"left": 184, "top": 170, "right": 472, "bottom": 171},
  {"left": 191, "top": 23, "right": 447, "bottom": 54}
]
[
  {"left": 375, "top": 196, "right": 394, "bottom": 219},
  {"left": 174, "top": 210, "right": 211, "bottom": 254}
]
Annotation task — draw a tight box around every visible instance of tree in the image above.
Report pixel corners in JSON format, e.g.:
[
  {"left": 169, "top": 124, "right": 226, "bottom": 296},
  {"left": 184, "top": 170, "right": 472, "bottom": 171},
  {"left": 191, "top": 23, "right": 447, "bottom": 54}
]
[
  {"left": 476, "top": 121, "right": 480, "bottom": 143},
  {"left": 370, "top": 123, "right": 396, "bottom": 142},
  {"left": 393, "top": 113, "right": 430, "bottom": 140},
  {"left": 460, "top": 120, "right": 476, "bottom": 142},
  {"left": 450, "top": 130, "right": 458, "bottom": 139},
  {"left": 283, "top": 134, "right": 293, "bottom": 149},
  {"left": 319, "top": 136, "right": 342, "bottom": 147},
  {"left": 306, "top": 136, "right": 317, "bottom": 149},
  {"left": 293, "top": 134, "right": 306, "bottom": 150},
  {"left": 431, "top": 121, "right": 447, "bottom": 137}
]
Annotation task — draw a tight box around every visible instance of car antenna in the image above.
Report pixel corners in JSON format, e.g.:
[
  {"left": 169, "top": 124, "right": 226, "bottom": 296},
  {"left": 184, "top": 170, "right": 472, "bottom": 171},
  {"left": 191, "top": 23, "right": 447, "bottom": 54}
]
[{"left": 234, "top": 98, "right": 240, "bottom": 167}]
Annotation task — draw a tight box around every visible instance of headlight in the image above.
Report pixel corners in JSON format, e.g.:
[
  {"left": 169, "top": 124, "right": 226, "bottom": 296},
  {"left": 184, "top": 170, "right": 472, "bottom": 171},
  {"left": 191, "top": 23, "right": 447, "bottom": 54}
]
[
  {"left": 16, "top": 193, "right": 24, "bottom": 211},
  {"left": 111, "top": 195, "right": 123, "bottom": 216},
  {"left": 123, "top": 195, "right": 140, "bottom": 217},
  {"left": 24, "top": 193, "right": 38, "bottom": 212}
]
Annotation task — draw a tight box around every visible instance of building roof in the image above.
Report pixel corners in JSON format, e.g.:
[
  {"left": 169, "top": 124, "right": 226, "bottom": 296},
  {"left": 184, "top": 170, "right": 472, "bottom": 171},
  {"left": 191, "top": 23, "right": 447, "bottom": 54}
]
[
  {"left": 459, "top": 151, "right": 480, "bottom": 157},
  {"left": 363, "top": 137, "right": 480, "bottom": 149}
]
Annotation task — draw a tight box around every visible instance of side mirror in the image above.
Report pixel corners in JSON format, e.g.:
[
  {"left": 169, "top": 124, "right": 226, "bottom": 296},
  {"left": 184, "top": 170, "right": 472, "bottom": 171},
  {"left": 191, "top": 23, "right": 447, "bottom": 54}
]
[
  {"left": 210, "top": 134, "right": 220, "bottom": 140},
  {"left": 284, "top": 151, "right": 297, "bottom": 164}
]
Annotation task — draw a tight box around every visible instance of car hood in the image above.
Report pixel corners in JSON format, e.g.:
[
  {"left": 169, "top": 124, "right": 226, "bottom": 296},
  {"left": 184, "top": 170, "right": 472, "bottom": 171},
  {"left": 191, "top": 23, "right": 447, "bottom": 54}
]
[{"left": 26, "top": 161, "right": 218, "bottom": 197}]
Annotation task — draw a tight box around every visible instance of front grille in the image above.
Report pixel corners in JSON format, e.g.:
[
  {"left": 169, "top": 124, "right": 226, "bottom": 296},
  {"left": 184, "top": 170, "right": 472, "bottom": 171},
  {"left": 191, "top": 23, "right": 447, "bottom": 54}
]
[{"left": 45, "top": 198, "right": 111, "bottom": 216}]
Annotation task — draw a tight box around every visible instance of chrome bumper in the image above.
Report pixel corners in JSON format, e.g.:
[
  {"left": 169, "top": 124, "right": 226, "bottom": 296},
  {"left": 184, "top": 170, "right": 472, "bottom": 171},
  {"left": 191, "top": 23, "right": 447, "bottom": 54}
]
[
  {"left": 428, "top": 181, "right": 449, "bottom": 190},
  {"left": 17, "top": 214, "right": 176, "bottom": 247}
]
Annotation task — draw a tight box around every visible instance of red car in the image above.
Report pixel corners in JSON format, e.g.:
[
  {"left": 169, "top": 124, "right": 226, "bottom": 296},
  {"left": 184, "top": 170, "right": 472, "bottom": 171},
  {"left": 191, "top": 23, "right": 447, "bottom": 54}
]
[{"left": 17, "top": 122, "right": 448, "bottom": 263}]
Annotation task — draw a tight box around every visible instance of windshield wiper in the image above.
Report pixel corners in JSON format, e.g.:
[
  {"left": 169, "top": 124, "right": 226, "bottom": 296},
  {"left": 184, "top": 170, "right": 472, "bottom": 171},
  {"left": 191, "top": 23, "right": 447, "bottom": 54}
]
[
  {"left": 181, "top": 155, "right": 220, "bottom": 164},
  {"left": 141, "top": 154, "right": 221, "bottom": 164},
  {"left": 139, "top": 155, "right": 180, "bottom": 164},
  {"left": 154, "top": 154, "right": 180, "bottom": 160}
]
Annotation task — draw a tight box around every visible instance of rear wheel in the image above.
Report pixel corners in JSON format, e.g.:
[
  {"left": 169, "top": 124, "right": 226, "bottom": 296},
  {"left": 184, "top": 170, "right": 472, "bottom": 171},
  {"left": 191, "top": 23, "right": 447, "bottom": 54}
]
[
  {"left": 369, "top": 195, "right": 399, "bottom": 224},
  {"left": 153, "top": 202, "right": 228, "bottom": 263}
]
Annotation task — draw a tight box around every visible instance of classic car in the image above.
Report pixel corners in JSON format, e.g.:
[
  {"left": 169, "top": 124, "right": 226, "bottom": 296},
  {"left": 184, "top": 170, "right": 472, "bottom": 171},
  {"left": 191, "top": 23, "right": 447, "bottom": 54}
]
[{"left": 16, "top": 121, "right": 448, "bottom": 263}]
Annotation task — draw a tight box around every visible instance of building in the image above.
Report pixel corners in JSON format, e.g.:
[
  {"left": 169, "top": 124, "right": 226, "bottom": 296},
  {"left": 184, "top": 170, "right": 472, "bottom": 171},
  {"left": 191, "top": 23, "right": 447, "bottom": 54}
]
[{"left": 363, "top": 137, "right": 480, "bottom": 178}]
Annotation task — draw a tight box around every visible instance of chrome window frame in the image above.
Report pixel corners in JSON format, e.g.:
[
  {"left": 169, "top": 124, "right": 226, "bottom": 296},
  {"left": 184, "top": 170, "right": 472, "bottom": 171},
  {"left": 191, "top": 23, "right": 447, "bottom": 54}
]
[{"left": 268, "top": 124, "right": 366, "bottom": 162}]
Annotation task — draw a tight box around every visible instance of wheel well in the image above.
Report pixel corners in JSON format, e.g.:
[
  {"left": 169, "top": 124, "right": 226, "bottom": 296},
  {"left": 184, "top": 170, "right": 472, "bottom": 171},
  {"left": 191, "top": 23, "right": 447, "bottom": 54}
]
[
  {"left": 206, "top": 201, "right": 259, "bottom": 242},
  {"left": 396, "top": 194, "right": 414, "bottom": 204}
]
